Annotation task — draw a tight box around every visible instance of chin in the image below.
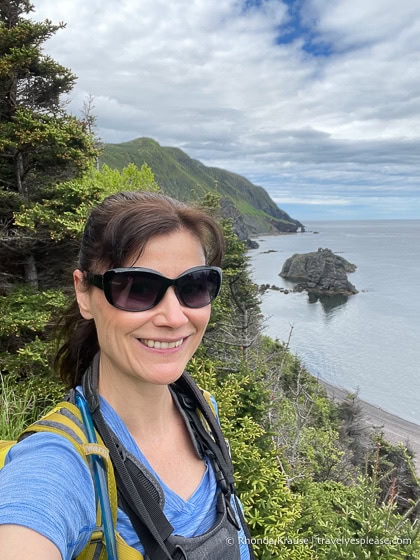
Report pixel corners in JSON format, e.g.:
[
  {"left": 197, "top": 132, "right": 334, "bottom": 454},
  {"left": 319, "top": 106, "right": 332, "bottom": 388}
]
[{"left": 147, "top": 366, "right": 186, "bottom": 386}]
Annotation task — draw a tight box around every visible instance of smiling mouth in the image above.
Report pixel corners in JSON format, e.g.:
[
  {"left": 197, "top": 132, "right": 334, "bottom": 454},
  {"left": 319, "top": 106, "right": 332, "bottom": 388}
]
[{"left": 140, "top": 338, "right": 184, "bottom": 349}]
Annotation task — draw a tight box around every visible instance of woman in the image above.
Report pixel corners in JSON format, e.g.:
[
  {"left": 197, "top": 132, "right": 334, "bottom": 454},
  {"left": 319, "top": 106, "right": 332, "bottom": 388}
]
[{"left": 0, "top": 191, "right": 253, "bottom": 559}]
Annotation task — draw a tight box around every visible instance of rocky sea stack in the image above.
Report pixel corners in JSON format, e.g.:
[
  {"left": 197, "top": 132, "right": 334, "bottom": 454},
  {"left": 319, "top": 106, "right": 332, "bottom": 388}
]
[{"left": 280, "top": 248, "right": 358, "bottom": 296}]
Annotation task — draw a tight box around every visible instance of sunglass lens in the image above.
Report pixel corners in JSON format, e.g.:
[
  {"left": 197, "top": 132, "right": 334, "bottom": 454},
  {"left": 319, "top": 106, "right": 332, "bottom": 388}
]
[
  {"left": 178, "top": 269, "right": 220, "bottom": 308},
  {"left": 106, "top": 267, "right": 221, "bottom": 311},
  {"left": 110, "top": 272, "right": 160, "bottom": 311}
]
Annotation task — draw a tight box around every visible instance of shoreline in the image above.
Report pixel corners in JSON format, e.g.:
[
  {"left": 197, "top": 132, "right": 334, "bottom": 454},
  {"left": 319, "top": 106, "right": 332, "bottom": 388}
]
[{"left": 320, "top": 380, "right": 420, "bottom": 476}]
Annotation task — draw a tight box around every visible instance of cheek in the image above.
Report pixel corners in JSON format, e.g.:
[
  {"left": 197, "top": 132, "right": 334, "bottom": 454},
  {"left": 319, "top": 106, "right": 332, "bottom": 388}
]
[
  {"left": 92, "top": 302, "right": 150, "bottom": 341},
  {"left": 193, "top": 307, "right": 211, "bottom": 333},
  {"left": 88, "top": 298, "right": 121, "bottom": 340}
]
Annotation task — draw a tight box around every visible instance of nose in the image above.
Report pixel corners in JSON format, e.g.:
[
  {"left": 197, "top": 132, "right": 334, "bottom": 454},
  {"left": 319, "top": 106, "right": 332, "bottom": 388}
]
[{"left": 152, "top": 286, "right": 189, "bottom": 328}]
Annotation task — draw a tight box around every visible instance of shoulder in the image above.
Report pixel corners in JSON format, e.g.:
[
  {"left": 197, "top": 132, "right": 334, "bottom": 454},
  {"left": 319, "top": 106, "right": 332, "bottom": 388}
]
[
  {"left": 1, "top": 430, "right": 95, "bottom": 504},
  {"left": 5, "top": 429, "right": 88, "bottom": 466},
  {"left": 0, "top": 431, "right": 96, "bottom": 560}
]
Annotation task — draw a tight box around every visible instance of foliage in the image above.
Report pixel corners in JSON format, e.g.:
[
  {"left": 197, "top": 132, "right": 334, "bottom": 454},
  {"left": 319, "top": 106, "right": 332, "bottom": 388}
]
[
  {"left": 0, "top": 285, "right": 67, "bottom": 431},
  {"left": 14, "top": 163, "right": 160, "bottom": 239},
  {"left": 204, "top": 204, "right": 263, "bottom": 372},
  {"left": 367, "top": 437, "right": 420, "bottom": 521},
  {"left": 0, "top": 286, "right": 68, "bottom": 343},
  {"left": 337, "top": 392, "right": 373, "bottom": 467},
  {"left": 0, "top": 371, "right": 39, "bottom": 439},
  {"left": 0, "top": 0, "right": 98, "bottom": 288},
  {"left": 297, "top": 475, "right": 420, "bottom": 559},
  {"left": 0, "top": 106, "right": 97, "bottom": 192},
  {"left": 0, "top": 1, "right": 96, "bottom": 200},
  {"left": 189, "top": 355, "right": 314, "bottom": 560}
]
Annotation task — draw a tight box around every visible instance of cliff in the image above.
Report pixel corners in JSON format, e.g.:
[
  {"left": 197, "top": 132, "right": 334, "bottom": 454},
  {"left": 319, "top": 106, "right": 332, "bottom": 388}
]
[
  {"left": 100, "top": 138, "right": 303, "bottom": 240},
  {"left": 280, "top": 248, "right": 358, "bottom": 296}
]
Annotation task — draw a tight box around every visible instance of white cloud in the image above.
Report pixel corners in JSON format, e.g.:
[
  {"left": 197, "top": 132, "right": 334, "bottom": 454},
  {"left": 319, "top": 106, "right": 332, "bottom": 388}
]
[
  {"left": 29, "top": 0, "right": 420, "bottom": 219},
  {"left": 306, "top": 0, "right": 420, "bottom": 48}
]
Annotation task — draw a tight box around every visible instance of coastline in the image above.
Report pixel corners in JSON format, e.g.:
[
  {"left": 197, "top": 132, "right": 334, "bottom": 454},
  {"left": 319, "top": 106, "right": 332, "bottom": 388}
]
[
  {"left": 249, "top": 226, "right": 420, "bottom": 478},
  {"left": 320, "top": 380, "right": 420, "bottom": 476}
]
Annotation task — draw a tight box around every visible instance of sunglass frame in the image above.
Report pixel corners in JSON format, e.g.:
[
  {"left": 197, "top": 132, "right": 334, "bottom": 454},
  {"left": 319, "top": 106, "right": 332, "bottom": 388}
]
[{"left": 86, "top": 265, "right": 222, "bottom": 312}]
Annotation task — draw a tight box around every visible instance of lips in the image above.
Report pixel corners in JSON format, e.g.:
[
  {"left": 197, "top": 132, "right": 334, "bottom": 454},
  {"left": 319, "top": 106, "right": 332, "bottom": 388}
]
[{"left": 140, "top": 338, "right": 184, "bottom": 349}]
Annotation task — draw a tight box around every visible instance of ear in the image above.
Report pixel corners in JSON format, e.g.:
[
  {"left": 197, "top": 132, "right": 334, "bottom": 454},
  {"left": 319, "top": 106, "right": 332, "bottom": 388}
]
[{"left": 73, "top": 269, "right": 94, "bottom": 320}]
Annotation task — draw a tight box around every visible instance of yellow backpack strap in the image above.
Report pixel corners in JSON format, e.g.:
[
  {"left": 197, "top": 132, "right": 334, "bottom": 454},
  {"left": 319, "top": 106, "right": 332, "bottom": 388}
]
[
  {"left": 196, "top": 387, "right": 220, "bottom": 439},
  {"left": 21, "top": 402, "right": 91, "bottom": 448},
  {"left": 0, "top": 440, "right": 16, "bottom": 466},
  {"left": 115, "top": 535, "right": 145, "bottom": 560},
  {"left": 20, "top": 402, "right": 121, "bottom": 560},
  {"left": 79, "top": 532, "right": 145, "bottom": 560},
  {"left": 2, "top": 403, "right": 144, "bottom": 560},
  {"left": 200, "top": 388, "right": 217, "bottom": 416}
]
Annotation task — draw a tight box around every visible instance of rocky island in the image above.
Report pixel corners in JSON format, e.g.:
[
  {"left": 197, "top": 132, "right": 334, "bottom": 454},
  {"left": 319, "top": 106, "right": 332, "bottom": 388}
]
[{"left": 280, "top": 248, "right": 358, "bottom": 296}]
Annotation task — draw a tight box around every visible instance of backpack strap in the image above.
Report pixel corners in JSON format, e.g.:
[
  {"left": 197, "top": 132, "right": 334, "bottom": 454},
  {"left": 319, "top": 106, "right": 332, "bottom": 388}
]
[
  {"left": 174, "top": 374, "right": 256, "bottom": 560},
  {"left": 19, "top": 402, "right": 120, "bottom": 560},
  {"left": 82, "top": 353, "right": 255, "bottom": 560},
  {"left": 82, "top": 354, "right": 183, "bottom": 560},
  {"left": 172, "top": 378, "right": 242, "bottom": 532},
  {"left": 174, "top": 373, "right": 235, "bottom": 483},
  {"left": 0, "top": 440, "right": 16, "bottom": 467},
  {"left": 2, "top": 401, "right": 146, "bottom": 560}
]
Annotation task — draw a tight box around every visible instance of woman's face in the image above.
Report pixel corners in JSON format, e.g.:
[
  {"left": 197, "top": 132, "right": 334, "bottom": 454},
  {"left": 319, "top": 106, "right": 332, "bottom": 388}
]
[{"left": 74, "top": 229, "right": 212, "bottom": 389}]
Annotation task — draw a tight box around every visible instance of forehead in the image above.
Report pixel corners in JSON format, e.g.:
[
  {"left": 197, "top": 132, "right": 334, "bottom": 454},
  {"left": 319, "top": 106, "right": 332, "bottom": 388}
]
[{"left": 127, "top": 230, "right": 206, "bottom": 274}]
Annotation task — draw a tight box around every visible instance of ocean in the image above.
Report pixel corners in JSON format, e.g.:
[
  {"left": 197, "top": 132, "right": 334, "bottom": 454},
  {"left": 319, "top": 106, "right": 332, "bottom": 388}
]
[{"left": 248, "top": 220, "right": 420, "bottom": 426}]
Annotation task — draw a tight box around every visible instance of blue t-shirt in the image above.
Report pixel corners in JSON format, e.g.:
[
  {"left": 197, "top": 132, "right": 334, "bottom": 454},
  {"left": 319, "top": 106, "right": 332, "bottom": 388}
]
[{"left": 0, "top": 393, "right": 250, "bottom": 559}]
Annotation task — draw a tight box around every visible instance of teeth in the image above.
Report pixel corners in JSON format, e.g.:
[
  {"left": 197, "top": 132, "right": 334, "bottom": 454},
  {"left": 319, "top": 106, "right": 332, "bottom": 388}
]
[{"left": 141, "top": 339, "right": 183, "bottom": 349}]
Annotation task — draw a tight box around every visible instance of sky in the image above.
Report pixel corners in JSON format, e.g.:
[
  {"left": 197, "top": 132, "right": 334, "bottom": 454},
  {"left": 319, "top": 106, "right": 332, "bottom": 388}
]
[{"left": 29, "top": 0, "right": 420, "bottom": 221}]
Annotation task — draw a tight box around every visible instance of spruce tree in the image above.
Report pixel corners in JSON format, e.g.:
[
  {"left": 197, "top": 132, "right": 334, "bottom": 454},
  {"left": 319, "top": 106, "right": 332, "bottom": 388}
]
[{"left": 0, "top": 0, "right": 97, "bottom": 287}]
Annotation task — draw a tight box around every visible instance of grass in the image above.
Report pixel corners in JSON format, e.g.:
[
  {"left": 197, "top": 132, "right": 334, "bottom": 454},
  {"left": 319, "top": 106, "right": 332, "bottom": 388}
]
[{"left": 0, "top": 373, "right": 46, "bottom": 440}]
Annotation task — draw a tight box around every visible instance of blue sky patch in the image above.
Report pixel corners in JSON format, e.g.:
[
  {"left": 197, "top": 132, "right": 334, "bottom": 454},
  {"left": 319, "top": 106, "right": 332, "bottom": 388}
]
[{"left": 276, "top": 0, "right": 334, "bottom": 56}]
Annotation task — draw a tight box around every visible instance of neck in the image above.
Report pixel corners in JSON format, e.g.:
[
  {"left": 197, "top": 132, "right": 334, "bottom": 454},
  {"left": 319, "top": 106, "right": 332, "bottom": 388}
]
[{"left": 96, "top": 359, "right": 176, "bottom": 440}]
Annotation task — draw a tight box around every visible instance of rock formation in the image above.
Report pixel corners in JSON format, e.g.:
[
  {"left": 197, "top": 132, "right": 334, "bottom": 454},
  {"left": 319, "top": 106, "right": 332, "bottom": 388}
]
[{"left": 280, "top": 248, "right": 358, "bottom": 296}]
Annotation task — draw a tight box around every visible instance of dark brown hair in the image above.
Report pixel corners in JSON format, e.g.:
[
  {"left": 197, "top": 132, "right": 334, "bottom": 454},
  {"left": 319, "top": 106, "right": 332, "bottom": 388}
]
[{"left": 54, "top": 191, "right": 224, "bottom": 387}]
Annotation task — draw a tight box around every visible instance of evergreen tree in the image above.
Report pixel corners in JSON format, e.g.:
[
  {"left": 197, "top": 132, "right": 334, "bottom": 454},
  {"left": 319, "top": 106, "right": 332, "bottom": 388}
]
[{"left": 0, "top": 0, "right": 97, "bottom": 287}]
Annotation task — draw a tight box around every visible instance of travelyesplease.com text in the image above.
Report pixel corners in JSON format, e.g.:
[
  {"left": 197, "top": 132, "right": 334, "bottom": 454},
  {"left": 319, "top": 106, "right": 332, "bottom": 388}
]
[{"left": 225, "top": 535, "right": 412, "bottom": 547}]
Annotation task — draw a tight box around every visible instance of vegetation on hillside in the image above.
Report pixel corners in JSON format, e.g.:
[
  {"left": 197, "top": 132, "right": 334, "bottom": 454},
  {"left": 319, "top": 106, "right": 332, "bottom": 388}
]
[
  {"left": 0, "top": 2, "right": 419, "bottom": 559},
  {"left": 101, "top": 137, "right": 303, "bottom": 240}
]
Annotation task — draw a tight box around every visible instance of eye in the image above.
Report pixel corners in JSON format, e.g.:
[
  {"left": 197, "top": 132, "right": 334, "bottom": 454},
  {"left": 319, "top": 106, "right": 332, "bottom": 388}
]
[
  {"left": 182, "top": 280, "right": 207, "bottom": 295},
  {"left": 129, "top": 277, "right": 157, "bottom": 299},
  {"left": 111, "top": 276, "right": 131, "bottom": 291}
]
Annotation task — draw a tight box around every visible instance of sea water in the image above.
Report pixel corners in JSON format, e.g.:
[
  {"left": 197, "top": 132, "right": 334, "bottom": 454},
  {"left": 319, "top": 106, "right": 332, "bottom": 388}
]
[{"left": 248, "top": 220, "right": 420, "bottom": 426}]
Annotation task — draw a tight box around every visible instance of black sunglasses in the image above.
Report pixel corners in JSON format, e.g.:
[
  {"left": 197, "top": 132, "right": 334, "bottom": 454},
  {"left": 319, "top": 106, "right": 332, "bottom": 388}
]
[{"left": 85, "top": 265, "right": 222, "bottom": 312}]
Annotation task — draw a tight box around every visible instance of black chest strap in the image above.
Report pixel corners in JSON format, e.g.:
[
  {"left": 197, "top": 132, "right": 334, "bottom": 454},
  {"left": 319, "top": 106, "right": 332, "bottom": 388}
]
[
  {"left": 82, "top": 355, "right": 180, "bottom": 560},
  {"left": 81, "top": 355, "right": 255, "bottom": 560}
]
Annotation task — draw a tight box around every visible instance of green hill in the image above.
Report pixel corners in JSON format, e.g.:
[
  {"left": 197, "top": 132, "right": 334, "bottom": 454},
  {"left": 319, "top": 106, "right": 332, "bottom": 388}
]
[{"left": 100, "top": 138, "right": 303, "bottom": 240}]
